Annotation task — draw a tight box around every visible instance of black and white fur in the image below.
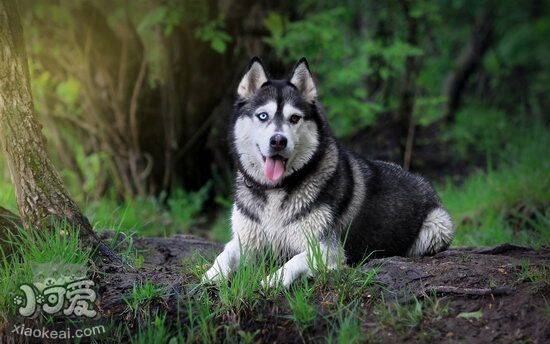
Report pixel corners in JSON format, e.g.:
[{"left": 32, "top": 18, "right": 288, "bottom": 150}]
[{"left": 204, "top": 57, "right": 454, "bottom": 287}]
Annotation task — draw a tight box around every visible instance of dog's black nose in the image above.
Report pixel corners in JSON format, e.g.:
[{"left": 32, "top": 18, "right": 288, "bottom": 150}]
[{"left": 269, "top": 134, "right": 287, "bottom": 151}]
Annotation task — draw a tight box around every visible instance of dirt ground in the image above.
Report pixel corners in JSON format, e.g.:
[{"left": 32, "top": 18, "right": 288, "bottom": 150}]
[{"left": 91, "top": 234, "right": 550, "bottom": 343}]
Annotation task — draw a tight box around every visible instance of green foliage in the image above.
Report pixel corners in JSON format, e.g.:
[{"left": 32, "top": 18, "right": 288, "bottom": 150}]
[
  {"left": 368, "top": 294, "right": 449, "bottom": 339},
  {"left": 457, "top": 309, "right": 483, "bottom": 320},
  {"left": 87, "top": 183, "right": 210, "bottom": 236},
  {"left": 374, "top": 298, "right": 424, "bottom": 335},
  {"left": 184, "top": 291, "right": 217, "bottom": 343},
  {"left": 0, "top": 157, "right": 16, "bottom": 212},
  {"left": 264, "top": 2, "right": 450, "bottom": 137},
  {"left": 517, "top": 260, "right": 550, "bottom": 284},
  {"left": 0, "top": 222, "right": 90, "bottom": 319},
  {"left": 62, "top": 145, "right": 110, "bottom": 203},
  {"left": 0, "top": 179, "right": 16, "bottom": 213},
  {"left": 448, "top": 105, "right": 512, "bottom": 160},
  {"left": 286, "top": 285, "right": 317, "bottom": 329},
  {"left": 133, "top": 0, "right": 231, "bottom": 81},
  {"left": 131, "top": 315, "right": 177, "bottom": 344},
  {"left": 195, "top": 16, "right": 232, "bottom": 54},
  {"left": 328, "top": 304, "right": 365, "bottom": 344},
  {"left": 209, "top": 210, "right": 232, "bottom": 243},
  {"left": 137, "top": 4, "right": 184, "bottom": 36},
  {"left": 215, "top": 253, "right": 282, "bottom": 311},
  {"left": 168, "top": 183, "right": 211, "bottom": 231},
  {"left": 125, "top": 282, "right": 166, "bottom": 314},
  {"left": 208, "top": 195, "right": 234, "bottom": 242},
  {"left": 55, "top": 77, "right": 81, "bottom": 106},
  {"left": 265, "top": 7, "right": 388, "bottom": 136},
  {"left": 442, "top": 121, "right": 550, "bottom": 247}
]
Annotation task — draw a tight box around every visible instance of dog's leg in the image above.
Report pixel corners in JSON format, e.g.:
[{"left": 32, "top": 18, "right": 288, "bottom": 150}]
[
  {"left": 203, "top": 238, "right": 242, "bottom": 282},
  {"left": 262, "top": 241, "right": 343, "bottom": 288}
]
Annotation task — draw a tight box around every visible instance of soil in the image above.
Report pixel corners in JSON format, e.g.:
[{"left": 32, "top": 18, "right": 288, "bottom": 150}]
[
  {"left": 90, "top": 234, "right": 550, "bottom": 343},
  {"left": 3, "top": 232, "right": 548, "bottom": 343}
]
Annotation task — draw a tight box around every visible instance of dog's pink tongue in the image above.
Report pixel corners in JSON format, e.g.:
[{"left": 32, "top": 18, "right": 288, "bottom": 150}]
[{"left": 264, "top": 157, "right": 285, "bottom": 182}]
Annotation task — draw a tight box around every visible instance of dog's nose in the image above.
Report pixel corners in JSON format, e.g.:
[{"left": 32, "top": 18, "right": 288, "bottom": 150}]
[{"left": 269, "top": 134, "right": 287, "bottom": 151}]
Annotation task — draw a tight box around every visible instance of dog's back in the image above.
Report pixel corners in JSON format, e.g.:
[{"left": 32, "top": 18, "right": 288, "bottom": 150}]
[{"left": 342, "top": 156, "right": 454, "bottom": 263}]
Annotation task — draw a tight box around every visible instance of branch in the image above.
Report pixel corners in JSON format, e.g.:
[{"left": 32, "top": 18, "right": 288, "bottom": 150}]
[
  {"left": 129, "top": 52, "right": 147, "bottom": 153},
  {"left": 474, "top": 243, "right": 533, "bottom": 255},
  {"left": 422, "top": 285, "right": 515, "bottom": 297},
  {"left": 174, "top": 111, "right": 217, "bottom": 162}
]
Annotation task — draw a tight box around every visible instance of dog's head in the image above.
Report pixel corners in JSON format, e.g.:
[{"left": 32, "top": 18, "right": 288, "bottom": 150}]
[{"left": 231, "top": 57, "right": 325, "bottom": 187}]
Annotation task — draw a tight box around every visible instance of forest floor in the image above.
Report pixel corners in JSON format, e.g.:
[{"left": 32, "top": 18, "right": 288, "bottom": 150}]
[{"left": 92, "top": 233, "right": 550, "bottom": 343}]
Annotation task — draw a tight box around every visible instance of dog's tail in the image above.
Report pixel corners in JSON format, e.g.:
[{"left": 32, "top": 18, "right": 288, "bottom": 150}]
[{"left": 406, "top": 207, "right": 455, "bottom": 257}]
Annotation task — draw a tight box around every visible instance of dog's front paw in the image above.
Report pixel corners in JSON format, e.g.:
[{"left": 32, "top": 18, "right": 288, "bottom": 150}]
[
  {"left": 260, "top": 275, "right": 279, "bottom": 289},
  {"left": 261, "top": 270, "right": 292, "bottom": 289},
  {"left": 202, "top": 266, "right": 225, "bottom": 284}
]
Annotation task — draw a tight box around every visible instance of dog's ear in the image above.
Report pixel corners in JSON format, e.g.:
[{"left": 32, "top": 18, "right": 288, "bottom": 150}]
[
  {"left": 237, "top": 57, "right": 268, "bottom": 99},
  {"left": 289, "top": 57, "right": 317, "bottom": 102}
]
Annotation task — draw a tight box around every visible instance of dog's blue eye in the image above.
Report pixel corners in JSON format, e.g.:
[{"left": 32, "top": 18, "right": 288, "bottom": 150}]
[{"left": 256, "top": 112, "right": 269, "bottom": 121}]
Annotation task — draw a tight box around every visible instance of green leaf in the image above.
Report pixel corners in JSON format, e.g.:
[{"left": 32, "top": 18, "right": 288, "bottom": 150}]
[
  {"left": 264, "top": 12, "right": 285, "bottom": 39},
  {"left": 457, "top": 309, "right": 483, "bottom": 320},
  {"left": 138, "top": 6, "right": 168, "bottom": 33},
  {"left": 195, "top": 17, "right": 232, "bottom": 54},
  {"left": 56, "top": 78, "right": 81, "bottom": 105}
]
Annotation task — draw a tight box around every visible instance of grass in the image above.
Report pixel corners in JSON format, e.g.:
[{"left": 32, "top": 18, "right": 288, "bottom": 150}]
[
  {"left": 322, "top": 266, "right": 378, "bottom": 305},
  {"left": 215, "top": 252, "right": 283, "bottom": 311},
  {"left": 542, "top": 301, "right": 550, "bottom": 319},
  {"left": 517, "top": 260, "right": 550, "bottom": 284},
  {"left": 174, "top": 251, "right": 282, "bottom": 342},
  {"left": 0, "top": 185, "right": 16, "bottom": 212},
  {"left": 371, "top": 294, "right": 449, "bottom": 338},
  {"left": 131, "top": 315, "right": 177, "bottom": 344},
  {"left": 208, "top": 210, "right": 232, "bottom": 243},
  {"left": 185, "top": 292, "right": 219, "bottom": 343},
  {"left": 0, "top": 221, "right": 90, "bottom": 322},
  {"left": 328, "top": 304, "right": 365, "bottom": 344},
  {"left": 376, "top": 298, "right": 424, "bottom": 335},
  {"left": 85, "top": 183, "right": 211, "bottom": 237},
  {"left": 125, "top": 282, "right": 167, "bottom": 314},
  {"left": 441, "top": 123, "right": 550, "bottom": 248},
  {"left": 286, "top": 284, "right": 317, "bottom": 330},
  {"left": 174, "top": 247, "right": 377, "bottom": 342}
]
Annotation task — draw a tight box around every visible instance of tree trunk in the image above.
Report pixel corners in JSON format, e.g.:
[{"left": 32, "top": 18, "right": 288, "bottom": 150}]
[
  {"left": 443, "top": 6, "right": 494, "bottom": 124},
  {"left": 398, "top": 0, "right": 420, "bottom": 171},
  {"left": 0, "top": 0, "right": 121, "bottom": 264}
]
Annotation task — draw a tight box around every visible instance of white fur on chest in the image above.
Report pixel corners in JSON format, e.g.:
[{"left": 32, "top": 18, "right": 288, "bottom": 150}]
[{"left": 232, "top": 189, "right": 332, "bottom": 256}]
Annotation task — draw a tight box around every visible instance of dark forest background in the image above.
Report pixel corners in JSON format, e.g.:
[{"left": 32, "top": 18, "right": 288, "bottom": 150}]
[{"left": 0, "top": 0, "right": 548, "bottom": 245}]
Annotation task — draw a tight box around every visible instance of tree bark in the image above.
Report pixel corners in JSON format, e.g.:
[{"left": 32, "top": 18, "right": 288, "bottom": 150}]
[
  {"left": 0, "top": 0, "right": 122, "bottom": 264},
  {"left": 443, "top": 6, "right": 494, "bottom": 124},
  {"left": 398, "top": 0, "right": 419, "bottom": 171}
]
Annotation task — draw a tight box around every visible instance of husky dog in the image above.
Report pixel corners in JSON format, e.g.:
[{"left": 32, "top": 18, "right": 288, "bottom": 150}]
[{"left": 204, "top": 57, "right": 454, "bottom": 287}]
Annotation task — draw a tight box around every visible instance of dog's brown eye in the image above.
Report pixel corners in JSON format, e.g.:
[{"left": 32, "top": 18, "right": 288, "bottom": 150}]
[{"left": 289, "top": 114, "right": 301, "bottom": 124}]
